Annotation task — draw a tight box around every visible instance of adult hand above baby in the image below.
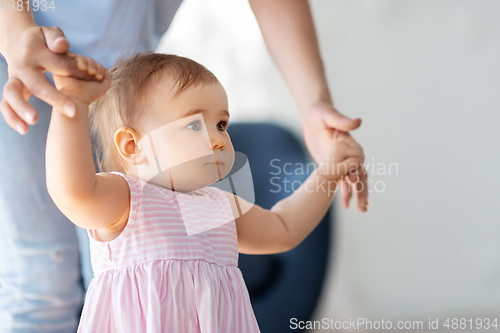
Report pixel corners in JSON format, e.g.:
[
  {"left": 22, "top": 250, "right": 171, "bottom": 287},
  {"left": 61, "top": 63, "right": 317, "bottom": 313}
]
[
  {"left": 53, "top": 53, "right": 110, "bottom": 106},
  {"left": 0, "top": 25, "right": 95, "bottom": 134},
  {"left": 302, "top": 101, "right": 368, "bottom": 212}
]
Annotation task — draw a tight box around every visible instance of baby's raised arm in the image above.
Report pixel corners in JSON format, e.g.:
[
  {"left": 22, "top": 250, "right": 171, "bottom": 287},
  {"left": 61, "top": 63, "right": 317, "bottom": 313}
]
[
  {"left": 45, "top": 54, "right": 129, "bottom": 231},
  {"left": 233, "top": 132, "right": 364, "bottom": 254}
]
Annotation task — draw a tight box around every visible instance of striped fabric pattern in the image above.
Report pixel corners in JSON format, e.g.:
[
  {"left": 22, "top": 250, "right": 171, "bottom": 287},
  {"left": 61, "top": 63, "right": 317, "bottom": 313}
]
[{"left": 77, "top": 172, "right": 261, "bottom": 333}]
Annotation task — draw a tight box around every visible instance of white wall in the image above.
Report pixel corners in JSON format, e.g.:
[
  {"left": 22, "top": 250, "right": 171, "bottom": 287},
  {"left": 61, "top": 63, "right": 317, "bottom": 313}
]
[
  {"left": 159, "top": 0, "right": 500, "bottom": 330},
  {"left": 309, "top": 0, "right": 500, "bottom": 329}
]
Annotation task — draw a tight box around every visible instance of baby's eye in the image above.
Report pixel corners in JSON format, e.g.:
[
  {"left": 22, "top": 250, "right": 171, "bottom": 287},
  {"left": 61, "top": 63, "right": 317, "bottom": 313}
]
[
  {"left": 187, "top": 120, "right": 202, "bottom": 131},
  {"left": 217, "top": 121, "right": 228, "bottom": 132}
]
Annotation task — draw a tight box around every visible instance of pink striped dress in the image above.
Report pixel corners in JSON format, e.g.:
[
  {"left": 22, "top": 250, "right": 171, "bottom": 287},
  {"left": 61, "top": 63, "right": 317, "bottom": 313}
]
[{"left": 77, "top": 171, "right": 261, "bottom": 333}]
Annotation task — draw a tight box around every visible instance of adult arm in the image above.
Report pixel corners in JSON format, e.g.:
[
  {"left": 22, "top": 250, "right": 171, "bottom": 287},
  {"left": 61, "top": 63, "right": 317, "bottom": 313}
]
[{"left": 249, "top": 0, "right": 368, "bottom": 211}]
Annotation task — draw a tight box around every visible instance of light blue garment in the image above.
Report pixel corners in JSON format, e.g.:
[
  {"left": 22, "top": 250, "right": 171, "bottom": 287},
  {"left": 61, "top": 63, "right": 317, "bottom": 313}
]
[
  {"left": 0, "top": 0, "right": 182, "bottom": 331},
  {"left": 0, "top": 70, "right": 84, "bottom": 333},
  {"left": 0, "top": 0, "right": 183, "bottom": 68}
]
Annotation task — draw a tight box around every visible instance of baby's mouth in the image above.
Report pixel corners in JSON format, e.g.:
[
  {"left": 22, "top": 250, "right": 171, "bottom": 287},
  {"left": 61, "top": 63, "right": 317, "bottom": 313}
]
[{"left": 204, "top": 159, "right": 224, "bottom": 180}]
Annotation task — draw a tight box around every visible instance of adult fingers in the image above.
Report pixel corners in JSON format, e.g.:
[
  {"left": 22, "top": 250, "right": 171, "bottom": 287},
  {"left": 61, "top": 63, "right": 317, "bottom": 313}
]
[
  {"left": 333, "top": 130, "right": 354, "bottom": 145},
  {"left": 21, "top": 71, "right": 75, "bottom": 117},
  {"left": 41, "top": 26, "right": 70, "bottom": 54},
  {"left": 322, "top": 109, "right": 362, "bottom": 132},
  {"left": 355, "top": 164, "right": 369, "bottom": 212},
  {"left": 1, "top": 78, "right": 38, "bottom": 125},
  {"left": 0, "top": 99, "right": 28, "bottom": 135},
  {"left": 340, "top": 179, "right": 352, "bottom": 208},
  {"left": 37, "top": 28, "right": 92, "bottom": 80}
]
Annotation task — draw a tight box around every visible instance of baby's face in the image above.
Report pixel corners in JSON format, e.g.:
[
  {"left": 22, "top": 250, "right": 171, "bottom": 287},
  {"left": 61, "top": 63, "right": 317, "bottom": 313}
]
[{"left": 134, "top": 79, "right": 235, "bottom": 192}]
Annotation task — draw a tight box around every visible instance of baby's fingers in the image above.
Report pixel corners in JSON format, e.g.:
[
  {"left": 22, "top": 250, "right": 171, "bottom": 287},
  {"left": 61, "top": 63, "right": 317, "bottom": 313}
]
[
  {"left": 72, "top": 53, "right": 104, "bottom": 80},
  {"left": 345, "top": 141, "right": 365, "bottom": 164},
  {"left": 66, "top": 51, "right": 77, "bottom": 60},
  {"left": 74, "top": 54, "right": 87, "bottom": 71},
  {"left": 94, "top": 62, "right": 104, "bottom": 80},
  {"left": 335, "top": 156, "right": 362, "bottom": 179},
  {"left": 85, "top": 57, "right": 98, "bottom": 76}
]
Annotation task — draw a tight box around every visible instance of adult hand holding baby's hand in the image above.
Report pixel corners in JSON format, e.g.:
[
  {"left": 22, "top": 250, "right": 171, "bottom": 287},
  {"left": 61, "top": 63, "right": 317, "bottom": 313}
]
[
  {"left": 0, "top": 25, "right": 97, "bottom": 134},
  {"left": 317, "top": 131, "right": 363, "bottom": 181},
  {"left": 317, "top": 130, "right": 368, "bottom": 212},
  {"left": 303, "top": 102, "right": 368, "bottom": 212},
  {"left": 53, "top": 52, "right": 110, "bottom": 107}
]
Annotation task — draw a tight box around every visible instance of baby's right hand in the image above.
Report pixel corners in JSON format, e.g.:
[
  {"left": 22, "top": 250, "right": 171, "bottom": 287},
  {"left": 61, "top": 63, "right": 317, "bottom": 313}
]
[
  {"left": 318, "top": 131, "right": 364, "bottom": 183},
  {"left": 53, "top": 52, "right": 111, "bottom": 107}
]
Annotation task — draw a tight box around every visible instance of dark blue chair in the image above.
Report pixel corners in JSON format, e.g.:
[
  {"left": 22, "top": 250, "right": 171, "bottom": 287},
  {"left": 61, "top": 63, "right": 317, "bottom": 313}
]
[{"left": 227, "top": 123, "right": 332, "bottom": 333}]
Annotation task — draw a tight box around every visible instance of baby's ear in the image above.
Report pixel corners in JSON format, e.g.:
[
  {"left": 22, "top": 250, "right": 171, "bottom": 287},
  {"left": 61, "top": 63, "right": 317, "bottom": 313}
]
[{"left": 114, "top": 127, "right": 146, "bottom": 165}]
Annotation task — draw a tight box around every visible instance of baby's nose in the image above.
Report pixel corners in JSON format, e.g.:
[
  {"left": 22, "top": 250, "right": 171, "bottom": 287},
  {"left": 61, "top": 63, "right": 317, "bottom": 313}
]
[{"left": 209, "top": 132, "right": 225, "bottom": 150}]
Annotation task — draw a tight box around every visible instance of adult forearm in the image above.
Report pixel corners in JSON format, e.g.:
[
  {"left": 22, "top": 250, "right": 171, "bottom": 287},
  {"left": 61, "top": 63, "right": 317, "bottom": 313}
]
[
  {"left": 249, "top": 0, "right": 332, "bottom": 112},
  {"left": 46, "top": 101, "right": 98, "bottom": 204},
  {"left": 0, "top": 8, "right": 37, "bottom": 58},
  {"left": 270, "top": 169, "right": 336, "bottom": 249}
]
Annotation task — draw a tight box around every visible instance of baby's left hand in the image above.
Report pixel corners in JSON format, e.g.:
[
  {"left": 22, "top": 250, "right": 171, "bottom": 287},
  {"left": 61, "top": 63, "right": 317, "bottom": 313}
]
[
  {"left": 53, "top": 52, "right": 111, "bottom": 106},
  {"left": 318, "top": 131, "right": 365, "bottom": 183}
]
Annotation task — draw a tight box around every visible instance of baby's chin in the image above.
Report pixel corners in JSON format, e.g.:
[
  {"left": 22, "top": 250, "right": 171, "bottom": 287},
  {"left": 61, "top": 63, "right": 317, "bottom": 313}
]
[{"left": 144, "top": 163, "right": 231, "bottom": 193}]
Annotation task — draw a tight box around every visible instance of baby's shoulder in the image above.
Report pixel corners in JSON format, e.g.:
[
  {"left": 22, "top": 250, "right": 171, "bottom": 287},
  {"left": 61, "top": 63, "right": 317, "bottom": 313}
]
[
  {"left": 89, "top": 171, "right": 135, "bottom": 242},
  {"left": 93, "top": 204, "right": 130, "bottom": 242}
]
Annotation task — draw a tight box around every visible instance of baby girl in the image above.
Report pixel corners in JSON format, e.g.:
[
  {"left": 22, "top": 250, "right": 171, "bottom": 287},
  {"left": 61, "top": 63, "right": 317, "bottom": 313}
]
[{"left": 45, "top": 52, "right": 363, "bottom": 332}]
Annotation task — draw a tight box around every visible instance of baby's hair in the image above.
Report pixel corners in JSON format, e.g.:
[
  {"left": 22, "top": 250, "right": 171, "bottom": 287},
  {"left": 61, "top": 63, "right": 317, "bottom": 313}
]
[{"left": 89, "top": 52, "right": 219, "bottom": 174}]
